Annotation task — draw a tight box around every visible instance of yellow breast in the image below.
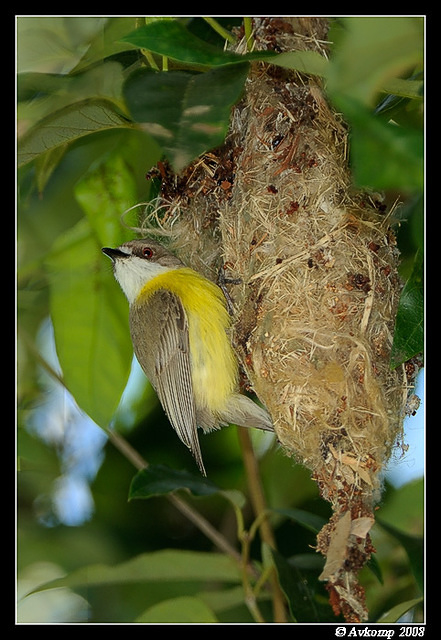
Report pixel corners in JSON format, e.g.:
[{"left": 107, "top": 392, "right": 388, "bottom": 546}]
[{"left": 137, "top": 268, "right": 238, "bottom": 413}]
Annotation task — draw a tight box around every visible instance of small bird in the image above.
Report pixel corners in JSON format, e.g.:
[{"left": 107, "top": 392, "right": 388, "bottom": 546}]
[{"left": 102, "top": 239, "right": 273, "bottom": 475}]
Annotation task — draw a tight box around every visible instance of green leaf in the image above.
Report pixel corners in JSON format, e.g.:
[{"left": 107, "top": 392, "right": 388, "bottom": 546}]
[
  {"left": 266, "top": 50, "right": 330, "bottom": 78},
  {"left": 376, "top": 519, "right": 424, "bottom": 592},
  {"left": 365, "top": 552, "right": 384, "bottom": 585},
  {"left": 18, "top": 98, "right": 133, "bottom": 167},
  {"left": 123, "top": 19, "right": 422, "bottom": 97},
  {"left": 123, "top": 64, "right": 249, "bottom": 171},
  {"left": 274, "top": 507, "right": 327, "bottom": 534},
  {"left": 198, "top": 585, "right": 251, "bottom": 614},
  {"left": 34, "top": 145, "right": 69, "bottom": 193},
  {"left": 122, "top": 20, "right": 326, "bottom": 75},
  {"left": 326, "top": 18, "right": 424, "bottom": 195},
  {"left": 391, "top": 250, "right": 424, "bottom": 368},
  {"left": 136, "top": 596, "right": 218, "bottom": 623},
  {"left": 29, "top": 549, "right": 241, "bottom": 594},
  {"left": 271, "top": 548, "right": 322, "bottom": 622},
  {"left": 129, "top": 463, "right": 246, "bottom": 509},
  {"left": 45, "top": 218, "right": 133, "bottom": 427},
  {"left": 377, "top": 597, "right": 423, "bottom": 623},
  {"left": 378, "top": 478, "right": 424, "bottom": 533},
  {"left": 121, "top": 20, "right": 251, "bottom": 68},
  {"left": 18, "top": 71, "right": 67, "bottom": 101},
  {"left": 327, "top": 17, "right": 424, "bottom": 107},
  {"left": 74, "top": 153, "right": 138, "bottom": 247},
  {"left": 18, "top": 62, "right": 126, "bottom": 127},
  {"left": 381, "top": 77, "right": 424, "bottom": 101},
  {"left": 17, "top": 16, "right": 106, "bottom": 74},
  {"left": 130, "top": 464, "right": 220, "bottom": 498},
  {"left": 70, "top": 17, "right": 139, "bottom": 73},
  {"left": 338, "top": 96, "right": 423, "bottom": 191}
]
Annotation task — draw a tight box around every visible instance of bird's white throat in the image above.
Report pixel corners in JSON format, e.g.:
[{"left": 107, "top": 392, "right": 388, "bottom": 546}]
[{"left": 113, "top": 254, "right": 173, "bottom": 305}]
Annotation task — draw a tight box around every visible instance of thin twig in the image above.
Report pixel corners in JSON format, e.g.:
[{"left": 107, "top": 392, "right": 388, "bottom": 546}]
[
  {"left": 237, "top": 427, "right": 287, "bottom": 622},
  {"left": 239, "top": 523, "right": 267, "bottom": 623},
  {"left": 168, "top": 494, "right": 242, "bottom": 564},
  {"left": 243, "top": 17, "right": 255, "bottom": 51},
  {"left": 106, "top": 428, "right": 148, "bottom": 471},
  {"left": 203, "top": 17, "right": 236, "bottom": 44}
]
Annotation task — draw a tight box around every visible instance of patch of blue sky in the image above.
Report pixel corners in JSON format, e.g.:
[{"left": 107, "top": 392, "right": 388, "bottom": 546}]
[{"left": 385, "top": 368, "right": 424, "bottom": 487}]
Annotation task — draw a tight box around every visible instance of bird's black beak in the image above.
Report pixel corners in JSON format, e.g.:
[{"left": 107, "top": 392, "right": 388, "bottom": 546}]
[{"left": 102, "top": 247, "right": 128, "bottom": 261}]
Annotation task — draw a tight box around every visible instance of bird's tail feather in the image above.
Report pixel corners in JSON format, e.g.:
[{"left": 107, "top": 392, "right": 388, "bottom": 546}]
[{"left": 220, "top": 394, "right": 273, "bottom": 432}]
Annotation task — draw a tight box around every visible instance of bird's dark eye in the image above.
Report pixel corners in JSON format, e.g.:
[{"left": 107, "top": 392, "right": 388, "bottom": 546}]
[{"left": 142, "top": 247, "right": 154, "bottom": 259}]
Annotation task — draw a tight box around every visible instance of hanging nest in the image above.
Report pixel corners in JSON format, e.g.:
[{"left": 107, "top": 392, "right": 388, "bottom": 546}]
[{"left": 140, "top": 17, "right": 419, "bottom": 623}]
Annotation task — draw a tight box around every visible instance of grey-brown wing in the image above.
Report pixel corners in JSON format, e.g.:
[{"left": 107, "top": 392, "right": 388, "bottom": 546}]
[{"left": 129, "top": 289, "right": 206, "bottom": 475}]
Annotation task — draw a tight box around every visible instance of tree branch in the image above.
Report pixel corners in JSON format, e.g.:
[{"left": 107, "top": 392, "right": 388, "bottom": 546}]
[{"left": 237, "top": 428, "right": 287, "bottom": 622}]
